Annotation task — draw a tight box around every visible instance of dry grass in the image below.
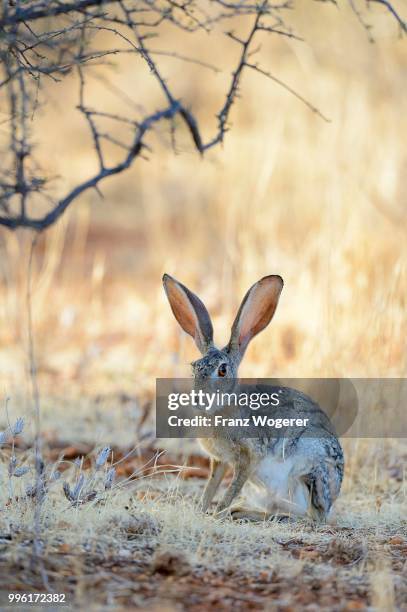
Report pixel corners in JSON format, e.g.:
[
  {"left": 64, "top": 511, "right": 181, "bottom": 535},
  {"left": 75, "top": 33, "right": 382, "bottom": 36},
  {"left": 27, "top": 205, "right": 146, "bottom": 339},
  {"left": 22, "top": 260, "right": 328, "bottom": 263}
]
[
  {"left": 0, "top": 2, "right": 406, "bottom": 610},
  {"left": 0, "top": 430, "right": 406, "bottom": 608}
]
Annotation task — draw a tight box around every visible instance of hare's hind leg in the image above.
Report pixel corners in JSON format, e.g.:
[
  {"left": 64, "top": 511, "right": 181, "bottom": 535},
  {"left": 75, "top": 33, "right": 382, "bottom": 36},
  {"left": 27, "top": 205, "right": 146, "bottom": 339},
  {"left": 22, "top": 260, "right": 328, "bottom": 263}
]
[
  {"left": 228, "top": 482, "right": 310, "bottom": 523},
  {"left": 229, "top": 508, "right": 271, "bottom": 522},
  {"left": 230, "top": 507, "right": 294, "bottom": 522},
  {"left": 251, "top": 456, "right": 311, "bottom": 518},
  {"left": 200, "top": 458, "right": 227, "bottom": 512}
]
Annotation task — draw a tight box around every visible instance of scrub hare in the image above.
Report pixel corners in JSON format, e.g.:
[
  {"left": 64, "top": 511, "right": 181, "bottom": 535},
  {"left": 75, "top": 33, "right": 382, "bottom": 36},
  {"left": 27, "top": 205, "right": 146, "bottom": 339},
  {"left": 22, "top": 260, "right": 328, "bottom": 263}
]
[{"left": 163, "top": 273, "right": 344, "bottom": 522}]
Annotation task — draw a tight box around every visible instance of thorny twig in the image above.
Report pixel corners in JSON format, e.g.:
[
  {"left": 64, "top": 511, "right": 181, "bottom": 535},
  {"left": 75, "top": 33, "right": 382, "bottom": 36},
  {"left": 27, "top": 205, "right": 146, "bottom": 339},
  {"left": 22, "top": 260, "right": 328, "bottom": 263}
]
[
  {"left": 27, "top": 237, "right": 53, "bottom": 590},
  {"left": 0, "top": 0, "right": 404, "bottom": 230}
]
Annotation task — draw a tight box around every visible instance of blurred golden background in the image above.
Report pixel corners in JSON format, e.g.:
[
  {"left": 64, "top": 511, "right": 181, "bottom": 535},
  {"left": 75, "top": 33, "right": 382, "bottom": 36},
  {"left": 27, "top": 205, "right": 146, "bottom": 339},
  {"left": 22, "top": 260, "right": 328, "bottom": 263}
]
[{"left": 0, "top": 2, "right": 406, "bottom": 404}]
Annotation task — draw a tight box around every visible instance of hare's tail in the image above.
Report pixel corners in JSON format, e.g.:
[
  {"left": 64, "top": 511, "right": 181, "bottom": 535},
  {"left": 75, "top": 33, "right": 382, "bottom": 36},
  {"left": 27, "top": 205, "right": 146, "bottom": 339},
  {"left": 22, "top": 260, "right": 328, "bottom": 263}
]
[{"left": 305, "top": 461, "right": 343, "bottom": 521}]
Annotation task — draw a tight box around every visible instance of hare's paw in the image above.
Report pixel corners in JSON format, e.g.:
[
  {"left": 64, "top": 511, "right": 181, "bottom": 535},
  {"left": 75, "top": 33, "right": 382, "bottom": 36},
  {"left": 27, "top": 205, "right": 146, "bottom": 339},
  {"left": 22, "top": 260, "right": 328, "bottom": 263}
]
[
  {"left": 230, "top": 507, "right": 295, "bottom": 523},
  {"left": 198, "top": 500, "right": 217, "bottom": 516},
  {"left": 213, "top": 505, "right": 232, "bottom": 519},
  {"left": 229, "top": 507, "right": 269, "bottom": 522}
]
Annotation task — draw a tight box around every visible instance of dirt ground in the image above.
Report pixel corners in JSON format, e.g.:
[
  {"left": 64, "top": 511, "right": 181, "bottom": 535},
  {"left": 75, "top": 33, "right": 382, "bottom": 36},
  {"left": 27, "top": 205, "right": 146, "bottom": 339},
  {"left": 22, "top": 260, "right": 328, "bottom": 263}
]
[{"left": 0, "top": 415, "right": 406, "bottom": 611}]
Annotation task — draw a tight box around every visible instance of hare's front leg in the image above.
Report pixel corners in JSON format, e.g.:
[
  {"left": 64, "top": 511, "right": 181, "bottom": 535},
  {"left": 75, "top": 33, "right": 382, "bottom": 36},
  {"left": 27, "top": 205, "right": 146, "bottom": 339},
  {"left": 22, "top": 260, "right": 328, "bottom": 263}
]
[
  {"left": 215, "top": 448, "right": 251, "bottom": 515},
  {"left": 200, "top": 458, "right": 227, "bottom": 512}
]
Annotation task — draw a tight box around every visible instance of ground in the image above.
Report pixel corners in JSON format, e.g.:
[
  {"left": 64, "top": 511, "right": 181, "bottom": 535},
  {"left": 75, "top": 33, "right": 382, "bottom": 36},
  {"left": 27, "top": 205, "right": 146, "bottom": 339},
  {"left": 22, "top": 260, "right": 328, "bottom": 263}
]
[{"left": 0, "top": 398, "right": 406, "bottom": 610}]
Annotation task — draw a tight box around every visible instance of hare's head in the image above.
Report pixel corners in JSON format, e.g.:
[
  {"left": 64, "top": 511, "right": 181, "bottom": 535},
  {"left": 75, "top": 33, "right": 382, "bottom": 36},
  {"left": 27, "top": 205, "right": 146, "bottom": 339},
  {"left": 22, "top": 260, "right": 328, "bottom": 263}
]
[{"left": 163, "top": 274, "right": 283, "bottom": 380}]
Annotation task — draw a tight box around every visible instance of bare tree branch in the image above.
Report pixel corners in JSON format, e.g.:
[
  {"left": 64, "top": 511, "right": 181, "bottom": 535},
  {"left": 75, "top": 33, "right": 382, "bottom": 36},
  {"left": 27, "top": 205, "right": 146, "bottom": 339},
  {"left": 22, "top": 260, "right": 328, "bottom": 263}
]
[
  {"left": 0, "top": 0, "right": 404, "bottom": 230},
  {"left": 0, "top": 0, "right": 119, "bottom": 28},
  {"left": 0, "top": 102, "right": 180, "bottom": 229},
  {"left": 244, "top": 62, "right": 330, "bottom": 122},
  {"left": 368, "top": 0, "right": 406, "bottom": 33}
]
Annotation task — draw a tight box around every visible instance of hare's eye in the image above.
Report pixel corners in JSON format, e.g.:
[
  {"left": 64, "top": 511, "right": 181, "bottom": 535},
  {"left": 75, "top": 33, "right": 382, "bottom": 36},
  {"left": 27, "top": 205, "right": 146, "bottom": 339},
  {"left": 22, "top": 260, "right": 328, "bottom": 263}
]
[{"left": 218, "top": 363, "right": 227, "bottom": 377}]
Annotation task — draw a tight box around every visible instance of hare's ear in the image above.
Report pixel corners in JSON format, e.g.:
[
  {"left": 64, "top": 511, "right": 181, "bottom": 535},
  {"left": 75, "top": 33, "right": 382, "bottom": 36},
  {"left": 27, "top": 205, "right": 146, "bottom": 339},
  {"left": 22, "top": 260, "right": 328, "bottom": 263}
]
[
  {"left": 163, "top": 274, "right": 214, "bottom": 355},
  {"left": 227, "top": 275, "right": 283, "bottom": 358}
]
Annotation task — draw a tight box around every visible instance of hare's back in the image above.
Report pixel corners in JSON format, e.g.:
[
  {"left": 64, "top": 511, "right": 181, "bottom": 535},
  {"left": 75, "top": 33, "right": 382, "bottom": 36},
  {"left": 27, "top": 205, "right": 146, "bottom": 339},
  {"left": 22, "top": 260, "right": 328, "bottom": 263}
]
[{"left": 242, "top": 384, "right": 338, "bottom": 435}]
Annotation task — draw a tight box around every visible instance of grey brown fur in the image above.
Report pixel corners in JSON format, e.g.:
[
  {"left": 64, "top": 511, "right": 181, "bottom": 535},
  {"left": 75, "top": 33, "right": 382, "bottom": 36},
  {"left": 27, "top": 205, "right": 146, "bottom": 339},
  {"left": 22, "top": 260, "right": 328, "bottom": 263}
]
[{"left": 163, "top": 273, "right": 344, "bottom": 522}]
